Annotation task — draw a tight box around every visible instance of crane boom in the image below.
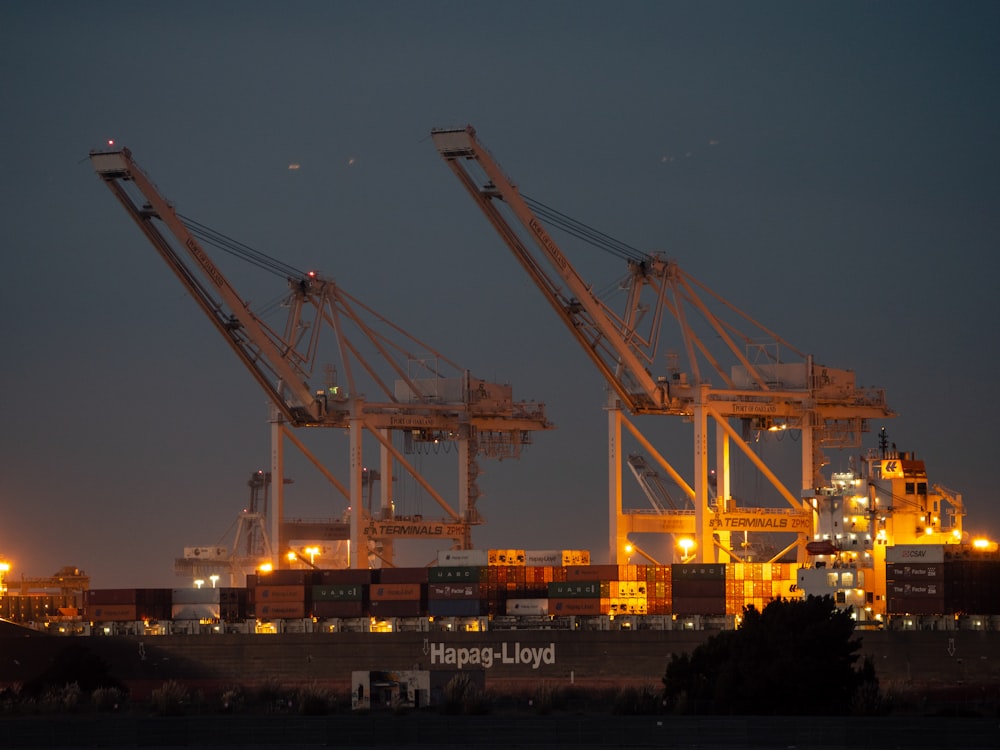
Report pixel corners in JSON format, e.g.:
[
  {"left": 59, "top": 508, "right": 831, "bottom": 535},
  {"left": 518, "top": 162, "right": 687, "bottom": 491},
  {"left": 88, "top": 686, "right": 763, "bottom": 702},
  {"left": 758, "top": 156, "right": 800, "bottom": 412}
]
[
  {"left": 90, "top": 148, "right": 322, "bottom": 424},
  {"left": 433, "top": 127, "right": 670, "bottom": 413}
]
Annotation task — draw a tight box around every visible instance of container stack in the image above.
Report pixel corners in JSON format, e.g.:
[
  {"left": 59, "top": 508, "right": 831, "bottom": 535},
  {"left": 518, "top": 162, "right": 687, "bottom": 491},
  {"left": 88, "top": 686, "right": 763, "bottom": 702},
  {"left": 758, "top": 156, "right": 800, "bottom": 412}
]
[
  {"left": 725, "top": 563, "right": 797, "bottom": 615},
  {"left": 248, "top": 569, "right": 310, "bottom": 620},
  {"left": 369, "top": 566, "right": 427, "bottom": 618},
  {"left": 84, "top": 588, "right": 172, "bottom": 622},
  {"left": 672, "top": 564, "right": 726, "bottom": 616}
]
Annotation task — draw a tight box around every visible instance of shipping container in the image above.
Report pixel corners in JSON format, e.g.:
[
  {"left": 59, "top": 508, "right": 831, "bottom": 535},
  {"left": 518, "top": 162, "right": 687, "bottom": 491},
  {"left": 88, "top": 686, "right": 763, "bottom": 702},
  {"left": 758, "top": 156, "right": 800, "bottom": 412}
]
[
  {"left": 608, "top": 598, "right": 647, "bottom": 615},
  {"left": 312, "top": 584, "right": 365, "bottom": 602},
  {"left": 505, "top": 599, "right": 549, "bottom": 616},
  {"left": 548, "top": 598, "right": 605, "bottom": 616},
  {"left": 524, "top": 550, "right": 563, "bottom": 566},
  {"left": 488, "top": 549, "right": 526, "bottom": 566},
  {"left": 251, "top": 585, "right": 307, "bottom": 603},
  {"left": 609, "top": 580, "right": 647, "bottom": 598},
  {"left": 887, "top": 563, "right": 942, "bottom": 581},
  {"left": 171, "top": 587, "right": 221, "bottom": 605},
  {"left": 87, "top": 604, "right": 138, "bottom": 622},
  {"left": 548, "top": 581, "right": 604, "bottom": 599},
  {"left": 888, "top": 582, "right": 943, "bottom": 598},
  {"left": 437, "top": 549, "right": 490, "bottom": 567},
  {"left": 886, "top": 545, "right": 946, "bottom": 564},
  {"left": 427, "top": 583, "right": 481, "bottom": 600},
  {"left": 84, "top": 589, "right": 139, "bottom": 606},
  {"left": 249, "top": 569, "right": 312, "bottom": 587},
  {"left": 428, "top": 566, "right": 487, "bottom": 583},
  {"left": 672, "top": 563, "right": 726, "bottom": 582},
  {"left": 256, "top": 601, "right": 306, "bottom": 619},
  {"left": 561, "top": 550, "right": 591, "bottom": 566},
  {"left": 315, "top": 569, "right": 373, "bottom": 585},
  {"left": 369, "top": 583, "right": 423, "bottom": 601},
  {"left": 671, "top": 580, "right": 726, "bottom": 599},
  {"left": 377, "top": 567, "right": 429, "bottom": 584}
]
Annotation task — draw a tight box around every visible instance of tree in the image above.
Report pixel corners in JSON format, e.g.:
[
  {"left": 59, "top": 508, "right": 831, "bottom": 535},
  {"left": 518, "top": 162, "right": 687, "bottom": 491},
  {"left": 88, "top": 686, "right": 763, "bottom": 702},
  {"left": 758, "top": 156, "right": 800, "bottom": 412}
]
[{"left": 662, "top": 596, "right": 879, "bottom": 715}]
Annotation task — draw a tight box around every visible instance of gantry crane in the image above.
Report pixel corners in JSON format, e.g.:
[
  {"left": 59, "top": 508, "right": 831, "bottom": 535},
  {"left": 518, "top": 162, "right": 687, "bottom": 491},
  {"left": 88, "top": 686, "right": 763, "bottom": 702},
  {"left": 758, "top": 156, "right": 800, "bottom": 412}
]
[
  {"left": 91, "top": 146, "right": 551, "bottom": 569},
  {"left": 432, "top": 125, "right": 894, "bottom": 565}
]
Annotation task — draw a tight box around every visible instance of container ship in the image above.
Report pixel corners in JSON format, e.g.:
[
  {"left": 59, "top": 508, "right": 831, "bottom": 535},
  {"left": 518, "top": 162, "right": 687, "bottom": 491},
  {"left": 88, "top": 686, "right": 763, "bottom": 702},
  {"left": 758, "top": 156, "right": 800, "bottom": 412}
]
[
  {"left": 3, "top": 542, "right": 1000, "bottom": 704},
  {"left": 8, "top": 134, "right": 998, "bottom": 702}
]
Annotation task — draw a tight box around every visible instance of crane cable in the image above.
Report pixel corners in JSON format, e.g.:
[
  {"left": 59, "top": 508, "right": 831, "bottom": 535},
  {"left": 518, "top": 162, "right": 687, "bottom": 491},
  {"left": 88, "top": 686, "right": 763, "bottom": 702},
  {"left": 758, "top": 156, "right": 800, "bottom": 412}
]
[
  {"left": 178, "top": 213, "right": 307, "bottom": 280},
  {"left": 522, "top": 194, "right": 647, "bottom": 264}
]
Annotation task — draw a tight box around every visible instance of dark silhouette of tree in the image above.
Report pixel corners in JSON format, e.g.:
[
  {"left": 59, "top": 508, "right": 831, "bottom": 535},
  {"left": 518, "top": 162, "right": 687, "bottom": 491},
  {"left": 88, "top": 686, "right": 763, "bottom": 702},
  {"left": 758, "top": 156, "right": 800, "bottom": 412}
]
[{"left": 662, "top": 596, "right": 879, "bottom": 715}]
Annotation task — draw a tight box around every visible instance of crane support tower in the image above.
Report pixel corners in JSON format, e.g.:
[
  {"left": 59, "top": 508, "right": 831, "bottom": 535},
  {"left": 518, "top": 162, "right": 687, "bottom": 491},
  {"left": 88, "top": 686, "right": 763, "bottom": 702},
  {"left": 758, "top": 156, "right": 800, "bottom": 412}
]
[
  {"left": 432, "top": 125, "right": 894, "bottom": 565},
  {"left": 91, "top": 146, "right": 552, "bottom": 570}
]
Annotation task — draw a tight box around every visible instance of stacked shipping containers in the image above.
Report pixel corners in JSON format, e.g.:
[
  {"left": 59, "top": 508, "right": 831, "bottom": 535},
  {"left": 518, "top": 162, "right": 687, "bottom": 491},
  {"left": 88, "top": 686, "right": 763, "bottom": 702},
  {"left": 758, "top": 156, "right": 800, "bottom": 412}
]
[
  {"left": 672, "top": 564, "right": 726, "bottom": 616},
  {"left": 886, "top": 546, "right": 945, "bottom": 615},
  {"left": 725, "top": 563, "right": 797, "bottom": 615},
  {"left": 83, "top": 588, "right": 171, "bottom": 622},
  {"left": 248, "top": 569, "right": 310, "bottom": 620}
]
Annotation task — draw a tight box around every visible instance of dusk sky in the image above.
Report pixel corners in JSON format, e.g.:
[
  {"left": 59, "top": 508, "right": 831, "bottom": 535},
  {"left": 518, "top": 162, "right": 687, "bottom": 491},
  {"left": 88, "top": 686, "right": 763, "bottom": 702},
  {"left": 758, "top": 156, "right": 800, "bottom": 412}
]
[{"left": 2, "top": 2, "right": 998, "bottom": 589}]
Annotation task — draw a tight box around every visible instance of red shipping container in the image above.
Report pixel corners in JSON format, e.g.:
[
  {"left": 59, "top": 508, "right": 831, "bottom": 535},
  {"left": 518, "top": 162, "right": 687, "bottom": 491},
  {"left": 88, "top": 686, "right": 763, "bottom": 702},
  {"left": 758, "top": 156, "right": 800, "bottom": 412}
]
[{"left": 378, "top": 567, "right": 429, "bottom": 584}]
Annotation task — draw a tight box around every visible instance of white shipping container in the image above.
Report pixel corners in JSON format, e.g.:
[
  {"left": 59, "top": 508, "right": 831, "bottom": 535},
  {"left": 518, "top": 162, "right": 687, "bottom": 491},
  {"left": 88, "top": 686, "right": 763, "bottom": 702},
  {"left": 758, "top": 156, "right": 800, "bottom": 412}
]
[
  {"left": 506, "top": 599, "right": 549, "bottom": 616},
  {"left": 437, "top": 549, "right": 490, "bottom": 567},
  {"left": 172, "top": 587, "right": 222, "bottom": 605},
  {"left": 525, "top": 550, "right": 562, "bottom": 566}
]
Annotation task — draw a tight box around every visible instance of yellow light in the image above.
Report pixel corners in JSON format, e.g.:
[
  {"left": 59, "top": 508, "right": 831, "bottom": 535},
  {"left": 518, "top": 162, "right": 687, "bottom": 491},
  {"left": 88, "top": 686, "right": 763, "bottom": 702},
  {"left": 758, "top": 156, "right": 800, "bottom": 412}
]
[
  {"left": 259, "top": 563, "right": 273, "bottom": 573},
  {"left": 624, "top": 543, "right": 634, "bottom": 554},
  {"left": 972, "top": 538, "right": 998, "bottom": 552},
  {"left": 678, "top": 537, "right": 695, "bottom": 553},
  {"left": 287, "top": 551, "right": 297, "bottom": 562}
]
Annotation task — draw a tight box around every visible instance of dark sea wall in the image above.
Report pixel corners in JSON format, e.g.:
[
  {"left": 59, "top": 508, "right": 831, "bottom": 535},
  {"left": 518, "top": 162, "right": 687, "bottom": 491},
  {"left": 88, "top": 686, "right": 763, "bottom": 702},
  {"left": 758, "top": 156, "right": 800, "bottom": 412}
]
[{"left": 2, "top": 623, "right": 999, "bottom": 699}]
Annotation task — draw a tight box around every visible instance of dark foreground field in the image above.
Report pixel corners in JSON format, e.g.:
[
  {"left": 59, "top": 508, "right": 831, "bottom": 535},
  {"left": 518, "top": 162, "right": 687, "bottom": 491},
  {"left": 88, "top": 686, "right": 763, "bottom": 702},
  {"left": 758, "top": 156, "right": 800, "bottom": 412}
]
[{"left": 2, "top": 713, "right": 999, "bottom": 750}]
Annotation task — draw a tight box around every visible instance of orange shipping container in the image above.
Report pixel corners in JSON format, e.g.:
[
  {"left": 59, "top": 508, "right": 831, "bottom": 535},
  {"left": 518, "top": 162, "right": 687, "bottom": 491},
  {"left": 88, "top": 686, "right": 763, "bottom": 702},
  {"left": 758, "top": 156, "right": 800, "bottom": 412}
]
[
  {"left": 253, "top": 585, "right": 306, "bottom": 603},
  {"left": 257, "top": 601, "right": 306, "bottom": 619},
  {"left": 87, "top": 604, "right": 138, "bottom": 622},
  {"left": 369, "top": 582, "right": 423, "bottom": 601}
]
